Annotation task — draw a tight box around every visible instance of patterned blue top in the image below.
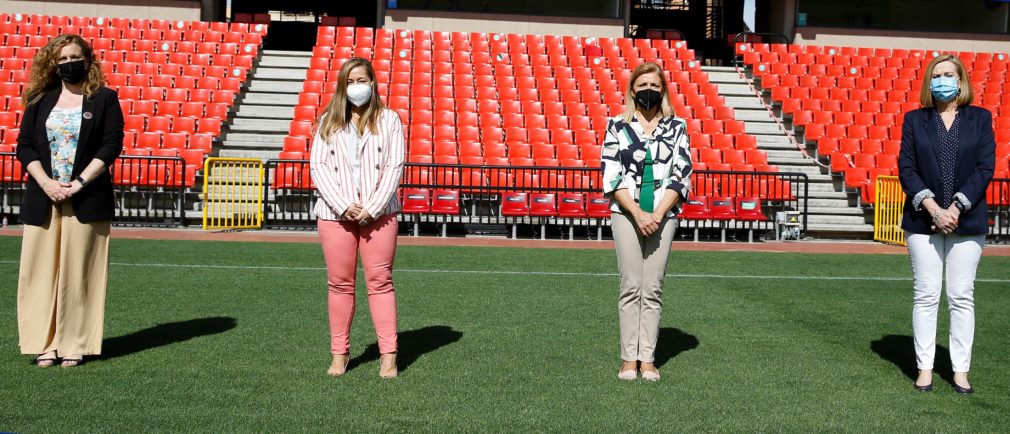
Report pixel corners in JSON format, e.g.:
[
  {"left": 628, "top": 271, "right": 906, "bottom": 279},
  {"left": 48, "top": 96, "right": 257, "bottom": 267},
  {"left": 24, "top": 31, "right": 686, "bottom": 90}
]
[
  {"left": 46, "top": 106, "right": 82, "bottom": 182},
  {"left": 935, "top": 110, "right": 960, "bottom": 208}
]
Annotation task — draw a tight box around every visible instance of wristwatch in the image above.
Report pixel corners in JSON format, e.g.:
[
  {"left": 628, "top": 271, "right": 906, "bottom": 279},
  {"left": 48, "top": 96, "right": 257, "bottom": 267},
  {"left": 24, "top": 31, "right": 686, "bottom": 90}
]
[
  {"left": 75, "top": 175, "right": 88, "bottom": 187},
  {"left": 954, "top": 201, "right": 965, "bottom": 212}
]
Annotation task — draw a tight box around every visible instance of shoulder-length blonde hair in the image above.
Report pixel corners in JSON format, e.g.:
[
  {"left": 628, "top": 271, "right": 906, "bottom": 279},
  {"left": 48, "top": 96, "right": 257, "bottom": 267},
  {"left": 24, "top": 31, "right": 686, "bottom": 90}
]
[
  {"left": 919, "top": 54, "right": 974, "bottom": 108},
  {"left": 23, "top": 34, "right": 105, "bottom": 107},
  {"left": 622, "top": 62, "right": 675, "bottom": 123},
  {"left": 315, "top": 57, "right": 384, "bottom": 142}
]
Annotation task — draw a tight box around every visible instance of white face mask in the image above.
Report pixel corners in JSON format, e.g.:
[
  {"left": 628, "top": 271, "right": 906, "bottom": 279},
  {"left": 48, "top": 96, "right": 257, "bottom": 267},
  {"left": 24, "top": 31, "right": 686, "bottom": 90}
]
[{"left": 346, "top": 83, "right": 372, "bottom": 107}]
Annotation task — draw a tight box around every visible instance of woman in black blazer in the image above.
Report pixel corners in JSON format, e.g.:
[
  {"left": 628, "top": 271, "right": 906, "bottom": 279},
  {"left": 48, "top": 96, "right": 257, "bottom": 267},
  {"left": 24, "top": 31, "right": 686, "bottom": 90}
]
[
  {"left": 898, "top": 54, "right": 995, "bottom": 394},
  {"left": 15, "top": 34, "right": 123, "bottom": 368}
]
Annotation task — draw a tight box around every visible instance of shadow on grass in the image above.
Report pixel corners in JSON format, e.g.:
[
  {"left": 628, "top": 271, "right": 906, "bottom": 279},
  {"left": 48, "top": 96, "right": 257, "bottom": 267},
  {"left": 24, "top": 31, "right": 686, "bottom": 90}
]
[
  {"left": 98, "top": 317, "right": 238, "bottom": 360},
  {"left": 348, "top": 325, "right": 463, "bottom": 373},
  {"left": 654, "top": 327, "right": 699, "bottom": 368},
  {"left": 870, "top": 334, "right": 953, "bottom": 384}
]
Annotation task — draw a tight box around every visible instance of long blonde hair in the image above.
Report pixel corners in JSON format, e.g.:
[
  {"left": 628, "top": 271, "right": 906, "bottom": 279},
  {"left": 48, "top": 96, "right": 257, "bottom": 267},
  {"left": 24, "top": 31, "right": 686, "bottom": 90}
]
[
  {"left": 315, "top": 57, "right": 384, "bottom": 142},
  {"left": 622, "top": 62, "right": 675, "bottom": 123},
  {"left": 918, "top": 54, "right": 974, "bottom": 108},
  {"left": 23, "top": 34, "right": 105, "bottom": 106}
]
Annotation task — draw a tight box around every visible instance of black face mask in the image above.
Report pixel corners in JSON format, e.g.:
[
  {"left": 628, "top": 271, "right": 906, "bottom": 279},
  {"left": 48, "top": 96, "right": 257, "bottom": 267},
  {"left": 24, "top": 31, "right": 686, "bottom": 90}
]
[
  {"left": 634, "top": 89, "right": 662, "bottom": 111},
  {"left": 56, "top": 60, "right": 88, "bottom": 84}
]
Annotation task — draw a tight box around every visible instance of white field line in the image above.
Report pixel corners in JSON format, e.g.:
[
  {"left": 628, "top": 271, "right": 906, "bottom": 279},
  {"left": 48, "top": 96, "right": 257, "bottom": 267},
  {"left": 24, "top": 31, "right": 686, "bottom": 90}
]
[{"left": 3, "top": 259, "right": 1010, "bottom": 283}]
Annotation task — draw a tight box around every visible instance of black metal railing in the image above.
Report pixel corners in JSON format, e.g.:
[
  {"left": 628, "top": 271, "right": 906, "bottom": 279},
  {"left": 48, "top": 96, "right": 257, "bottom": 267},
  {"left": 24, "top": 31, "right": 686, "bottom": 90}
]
[
  {"left": 0, "top": 152, "right": 188, "bottom": 227},
  {"left": 260, "top": 159, "right": 810, "bottom": 238},
  {"left": 110, "top": 155, "right": 189, "bottom": 226},
  {"left": 987, "top": 178, "right": 1010, "bottom": 243}
]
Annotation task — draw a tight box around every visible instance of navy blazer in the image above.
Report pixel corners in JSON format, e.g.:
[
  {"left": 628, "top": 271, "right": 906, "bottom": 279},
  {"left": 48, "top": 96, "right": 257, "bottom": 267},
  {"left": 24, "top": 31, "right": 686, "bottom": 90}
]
[
  {"left": 898, "top": 105, "right": 995, "bottom": 235},
  {"left": 16, "top": 87, "right": 124, "bottom": 225}
]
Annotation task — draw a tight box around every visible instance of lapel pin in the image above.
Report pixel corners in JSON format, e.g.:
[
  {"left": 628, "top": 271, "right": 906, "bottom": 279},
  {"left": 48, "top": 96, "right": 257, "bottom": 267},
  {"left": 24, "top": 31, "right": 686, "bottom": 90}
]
[{"left": 83, "top": 112, "right": 93, "bottom": 120}]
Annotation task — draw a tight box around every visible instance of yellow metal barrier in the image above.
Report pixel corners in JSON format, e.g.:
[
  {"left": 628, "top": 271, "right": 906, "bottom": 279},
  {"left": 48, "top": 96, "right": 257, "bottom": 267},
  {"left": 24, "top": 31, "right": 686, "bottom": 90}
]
[
  {"left": 202, "top": 158, "right": 265, "bottom": 230},
  {"left": 874, "top": 175, "right": 906, "bottom": 246}
]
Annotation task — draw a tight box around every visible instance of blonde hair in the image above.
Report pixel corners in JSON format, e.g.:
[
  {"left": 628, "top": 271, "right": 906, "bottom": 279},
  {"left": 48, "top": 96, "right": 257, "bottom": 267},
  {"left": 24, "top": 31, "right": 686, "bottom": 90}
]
[
  {"left": 23, "top": 34, "right": 105, "bottom": 107},
  {"left": 622, "top": 62, "right": 675, "bottom": 123},
  {"left": 315, "top": 57, "right": 384, "bottom": 142},
  {"left": 919, "top": 54, "right": 974, "bottom": 108}
]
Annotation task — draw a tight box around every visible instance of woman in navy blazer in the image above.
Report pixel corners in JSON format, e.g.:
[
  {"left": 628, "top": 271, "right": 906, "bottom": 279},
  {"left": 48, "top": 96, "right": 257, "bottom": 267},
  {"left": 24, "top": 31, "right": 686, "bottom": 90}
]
[{"left": 898, "top": 54, "right": 995, "bottom": 394}]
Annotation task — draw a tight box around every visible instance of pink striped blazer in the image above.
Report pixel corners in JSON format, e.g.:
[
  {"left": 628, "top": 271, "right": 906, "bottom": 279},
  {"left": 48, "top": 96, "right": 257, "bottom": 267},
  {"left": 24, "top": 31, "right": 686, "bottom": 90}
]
[{"left": 310, "top": 108, "right": 405, "bottom": 221}]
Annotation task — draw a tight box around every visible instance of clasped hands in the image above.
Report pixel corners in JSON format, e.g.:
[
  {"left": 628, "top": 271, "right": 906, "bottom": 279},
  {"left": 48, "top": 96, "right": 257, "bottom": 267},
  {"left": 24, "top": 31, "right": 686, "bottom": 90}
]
[
  {"left": 931, "top": 205, "right": 960, "bottom": 234},
  {"left": 631, "top": 208, "right": 664, "bottom": 236},
  {"left": 42, "top": 178, "right": 83, "bottom": 203},
  {"left": 342, "top": 203, "right": 374, "bottom": 226}
]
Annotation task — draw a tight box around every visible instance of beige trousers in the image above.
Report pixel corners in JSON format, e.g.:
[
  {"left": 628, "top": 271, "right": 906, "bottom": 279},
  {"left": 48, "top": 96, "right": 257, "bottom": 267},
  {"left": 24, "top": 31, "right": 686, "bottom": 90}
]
[
  {"left": 18, "top": 202, "right": 111, "bottom": 356},
  {"left": 612, "top": 212, "right": 676, "bottom": 362}
]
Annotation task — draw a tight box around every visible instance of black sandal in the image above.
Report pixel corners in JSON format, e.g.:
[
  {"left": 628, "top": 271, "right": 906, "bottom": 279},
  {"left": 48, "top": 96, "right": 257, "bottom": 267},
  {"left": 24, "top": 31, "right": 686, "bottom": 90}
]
[
  {"left": 60, "top": 358, "right": 83, "bottom": 368},
  {"left": 33, "top": 352, "right": 58, "bottom": 367},
  {"left": 33, "top": 356, "right": 58, "bottom": 367}
]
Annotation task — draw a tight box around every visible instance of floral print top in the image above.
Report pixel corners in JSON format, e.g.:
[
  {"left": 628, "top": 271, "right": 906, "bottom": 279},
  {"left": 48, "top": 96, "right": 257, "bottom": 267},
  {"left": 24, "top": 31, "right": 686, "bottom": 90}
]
[{"left": 45, "top": 106, "right": 82, "bottom": 182}]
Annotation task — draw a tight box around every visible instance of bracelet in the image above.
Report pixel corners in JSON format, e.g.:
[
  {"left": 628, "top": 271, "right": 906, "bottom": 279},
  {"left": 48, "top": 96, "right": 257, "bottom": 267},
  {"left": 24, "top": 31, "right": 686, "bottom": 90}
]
[{"left": 75, "top": 175, "right": 88, "bottom": 187}]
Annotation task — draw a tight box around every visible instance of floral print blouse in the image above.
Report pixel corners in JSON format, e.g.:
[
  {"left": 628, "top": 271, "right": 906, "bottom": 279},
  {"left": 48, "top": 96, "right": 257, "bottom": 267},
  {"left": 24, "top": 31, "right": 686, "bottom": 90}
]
[
  {"left": 601, "top": 115, "right": 692, "bottom": 217},
  {"left": 46, "top": 106, "right": 82, "bottom": 183}
]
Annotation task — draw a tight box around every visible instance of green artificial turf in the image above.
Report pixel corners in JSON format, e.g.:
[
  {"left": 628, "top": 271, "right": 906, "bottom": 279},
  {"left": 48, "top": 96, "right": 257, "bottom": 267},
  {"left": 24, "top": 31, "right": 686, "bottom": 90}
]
[{"left": 1, "top": 236, "right": 1009, "bottom": 432}]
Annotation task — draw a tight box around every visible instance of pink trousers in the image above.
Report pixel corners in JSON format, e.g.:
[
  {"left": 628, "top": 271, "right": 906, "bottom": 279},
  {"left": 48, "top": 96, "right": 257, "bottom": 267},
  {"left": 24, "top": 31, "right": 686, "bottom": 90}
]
[{"left": 318, "top": 214, "right": 399, "bottom": 355}]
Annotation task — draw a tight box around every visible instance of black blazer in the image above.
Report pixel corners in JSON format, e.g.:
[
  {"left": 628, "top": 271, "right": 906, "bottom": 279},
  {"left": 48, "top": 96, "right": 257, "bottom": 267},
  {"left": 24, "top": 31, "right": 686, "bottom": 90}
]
[
  {"left": 898, "top": 105, "right": 996, "bottom": 235},
  {"left": 16, "top": 86, "right": 124, "bottom": 225}
]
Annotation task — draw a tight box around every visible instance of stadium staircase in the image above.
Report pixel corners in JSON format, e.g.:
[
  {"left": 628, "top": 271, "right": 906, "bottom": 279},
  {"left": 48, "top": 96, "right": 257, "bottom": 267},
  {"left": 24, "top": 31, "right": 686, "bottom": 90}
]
[
  {"left": 705, "top": 65, "right": 873, "bottom": 236},
  {"left": 220, "top": 50, "right": 311, "bottom": 160}
]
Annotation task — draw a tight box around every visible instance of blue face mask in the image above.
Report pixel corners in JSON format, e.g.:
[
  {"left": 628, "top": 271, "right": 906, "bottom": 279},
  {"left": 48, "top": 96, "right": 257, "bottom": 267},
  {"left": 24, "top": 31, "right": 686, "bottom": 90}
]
[{"left": 930, "top": 76, "right": 959, "bottom": 102}]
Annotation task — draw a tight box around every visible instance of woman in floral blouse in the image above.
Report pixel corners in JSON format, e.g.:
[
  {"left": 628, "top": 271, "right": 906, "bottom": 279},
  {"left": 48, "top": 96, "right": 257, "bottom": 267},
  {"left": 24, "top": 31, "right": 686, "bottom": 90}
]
[{"left": 601, "top": 62, "right": 692, "bottom": 381}]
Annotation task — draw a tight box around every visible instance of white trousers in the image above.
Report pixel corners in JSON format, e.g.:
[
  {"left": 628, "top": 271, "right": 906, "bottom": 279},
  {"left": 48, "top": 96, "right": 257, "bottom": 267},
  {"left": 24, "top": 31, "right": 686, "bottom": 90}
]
[{"left": 905, "top": 232, "right": 984, "bottom": 373}]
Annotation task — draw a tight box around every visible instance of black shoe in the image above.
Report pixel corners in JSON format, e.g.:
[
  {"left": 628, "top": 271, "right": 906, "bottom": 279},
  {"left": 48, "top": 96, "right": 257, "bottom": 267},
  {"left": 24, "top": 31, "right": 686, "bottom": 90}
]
[
  {"left": 914, "top": 383, "right": 933, "bottom": 392},
  {"left": 953, "top": 384, "right": 974, "bottom": 394}
]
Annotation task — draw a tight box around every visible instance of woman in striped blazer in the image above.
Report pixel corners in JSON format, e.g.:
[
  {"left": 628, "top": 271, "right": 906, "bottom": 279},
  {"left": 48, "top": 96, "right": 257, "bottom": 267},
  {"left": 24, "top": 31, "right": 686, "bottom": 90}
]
[{"left": 310, "top": 57, "right": 405, "bottom": 379}]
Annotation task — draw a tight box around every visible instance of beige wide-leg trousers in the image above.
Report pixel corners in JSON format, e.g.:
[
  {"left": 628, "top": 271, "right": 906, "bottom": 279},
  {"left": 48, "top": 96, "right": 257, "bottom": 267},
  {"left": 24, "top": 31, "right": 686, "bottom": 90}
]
[
  {"left": 18, "top": 202, "right": 111, "bottom": 356},
  {"left": 612, "top": 212, "right": 676, "bottom": 363}
]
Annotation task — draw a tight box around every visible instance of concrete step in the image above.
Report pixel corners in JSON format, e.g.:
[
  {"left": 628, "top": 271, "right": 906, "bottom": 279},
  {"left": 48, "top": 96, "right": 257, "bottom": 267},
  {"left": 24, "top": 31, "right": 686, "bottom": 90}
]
[
  {"left": 734, "top": 109, "right": 777, "bottom": 122},
  {"left": 247, "top": 80, "right": 304, "bottom": 93},
  {"left": 222, "top": 133, "right": 285, "bottom": 144},
  {"left": 262, "top": 50, "right": 313, "bottom": 58},
  {"left": 806, "top": 223, "right": 875, "bottom": 234},
  {"left": 228, "top": 122, "right": 290, "bottom": 134},
  {"left": 802, "top": 183, "right": 839, "bottom": 193},
  {"left": 724, "top": 96, "right": 765, "bottom": 109},
  {"left": 251, "top": 67, "right": 309, "bottom": 81},
  {"left": 235, "top": 105, "right": 295, "bottom": 119},
  {"left": 744, "top": 123, "right": 782, "bottom": 135},
  {"left": 767, "top": 156, "right": 819, "bottom": 166},
  {"left": 804, "top": 198, "right": 855, "bottom": 208},
  {"left": 807, "top": 206, "right": 867, "bottom": 215},
  {"left": 766, "top": 149, "right": 810, "bottom": 160},
  {"left": 806, "top": 190, "right": 849, "bottom": 199},
  {"left": 754, "top": 134, "right": 791, "bottom": 145},
  {"left": 712, "top": 84, "right": 753, "bottom": 96},
  {"left": 756, "top": 140, "right": 806, "bottom": 150},
  {"left": 806, "top": 214, "right": 869, "bottom": 225},
  {"left": 241, "top": 92, "right": 300, "bottom": 105},
  {"left": 217, "top": 149, "right": 279, "bottom": 160},
  {"left": 231, "top": 118, "right": 293, "bottom": 131},
  {"left": 705, "top": 71, "right": 746, "bottom": 83},
  {"left": 776, "top": 165, "right": 828, "bottom": 177},
  {"left": 257, "top": 56, "right": 312, "bottom": 69}
]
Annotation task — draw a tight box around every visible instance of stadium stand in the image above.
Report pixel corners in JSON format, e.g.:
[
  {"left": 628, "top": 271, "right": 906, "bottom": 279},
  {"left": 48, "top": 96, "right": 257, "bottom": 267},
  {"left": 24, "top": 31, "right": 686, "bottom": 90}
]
[
  {"left": 0, "top": 12, "right": 267, "bottom": 188},
  {"left": 283, "top": 26, "right": 769, "bottom": 172},
  {"left": 737, "top": 42, "right": 1010, "bottom": 204}
]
